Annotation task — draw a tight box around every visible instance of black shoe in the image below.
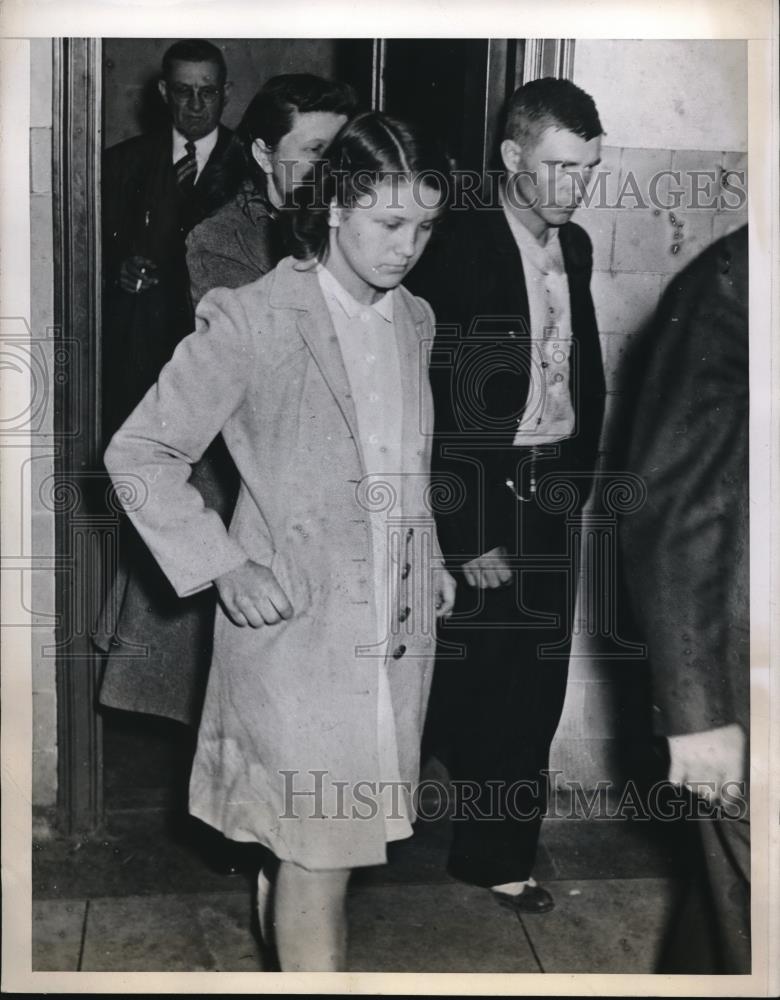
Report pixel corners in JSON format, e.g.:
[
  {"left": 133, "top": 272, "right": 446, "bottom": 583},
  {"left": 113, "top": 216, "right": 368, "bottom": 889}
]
[{"left": 492, "top": 883, "right": 555, "bottom": 914}]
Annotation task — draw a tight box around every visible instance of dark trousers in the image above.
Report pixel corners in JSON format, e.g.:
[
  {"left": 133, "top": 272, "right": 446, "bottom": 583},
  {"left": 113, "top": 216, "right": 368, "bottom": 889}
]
[{"left": 425, "top": 505, "right": 574, "bottom": 887}]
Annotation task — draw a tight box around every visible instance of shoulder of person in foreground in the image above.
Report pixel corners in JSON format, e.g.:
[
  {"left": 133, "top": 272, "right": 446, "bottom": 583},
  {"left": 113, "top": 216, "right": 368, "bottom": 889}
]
[
  {"left": 618, "top": 226, "right": 748, "bottom": 721},
  {"left": 191, "top": 256, "right": 317, "bottom": 363},
  {"left": 634, "top": 223, "right": 748, "bottom": 394},
  {"left": 664, "top": 222, "right": 748, "bottom": 309}
]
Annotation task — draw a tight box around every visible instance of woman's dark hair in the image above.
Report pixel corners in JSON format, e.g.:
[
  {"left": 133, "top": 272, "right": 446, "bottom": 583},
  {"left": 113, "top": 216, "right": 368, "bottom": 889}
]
[
  {"left": 231, "top": 74, "right": 358, "bottom": 205},
  {"left": 198, "top": 74, "right": 357, "bottom": 233},
  {"left": 288, "top": 111, "right": 452, "bottom": 261}
]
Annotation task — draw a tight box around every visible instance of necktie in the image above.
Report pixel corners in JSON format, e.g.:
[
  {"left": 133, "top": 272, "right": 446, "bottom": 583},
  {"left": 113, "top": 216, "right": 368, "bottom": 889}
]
[{"left": 175, "top": 140, "right": 197, "bottom": 191}]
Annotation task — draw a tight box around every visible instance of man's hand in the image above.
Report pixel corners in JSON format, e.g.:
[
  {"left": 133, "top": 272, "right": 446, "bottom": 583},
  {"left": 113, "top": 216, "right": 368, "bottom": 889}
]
[
  {"left": 215, "top": 560, "right": 294, "bottom": 628},
  {"left": 119, "top": 255, "right": 159, "bottom": 294},
  {"left": 434, "top": 566, "right": 457, "bottom": 618},
  {"left": 668, "top": 723, "right": 746, "bottom": 804},
  {"left": 462, "top": 546, "right": 512, "bottom": 589}
]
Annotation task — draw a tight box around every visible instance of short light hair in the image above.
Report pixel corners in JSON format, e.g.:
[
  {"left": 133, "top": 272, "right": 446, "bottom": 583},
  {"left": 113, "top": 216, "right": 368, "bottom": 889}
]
[{"left": 503, "top": 77, "right": 603, "bottom": 148}]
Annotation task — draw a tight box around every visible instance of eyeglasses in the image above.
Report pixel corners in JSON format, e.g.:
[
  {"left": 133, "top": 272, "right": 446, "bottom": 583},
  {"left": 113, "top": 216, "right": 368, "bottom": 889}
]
[{"left": 167, "top": 84, "right": 223, "bottom": 104}]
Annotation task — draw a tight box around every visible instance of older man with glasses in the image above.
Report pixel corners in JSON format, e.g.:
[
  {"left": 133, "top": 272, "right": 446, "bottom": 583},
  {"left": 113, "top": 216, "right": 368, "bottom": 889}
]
[{"left": 101, "top": 39, "right": 237, "bottom": 436}]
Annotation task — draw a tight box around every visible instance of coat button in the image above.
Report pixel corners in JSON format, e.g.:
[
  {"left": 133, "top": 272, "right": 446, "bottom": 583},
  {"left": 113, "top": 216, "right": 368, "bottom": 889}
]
[
  {"left": 392, "top": 644, "right": 407, "bottom": 659},
  {"left": 398, "top": 606, "right": 411, "bottom": 623},
  {"left": 401, "top": 562, "right": 411, "bottom": 580}
]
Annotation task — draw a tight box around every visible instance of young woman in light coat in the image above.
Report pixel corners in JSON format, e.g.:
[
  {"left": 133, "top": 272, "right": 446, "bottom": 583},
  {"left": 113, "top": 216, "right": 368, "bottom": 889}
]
[{"left": 104, "top": 111, "right": 456, "bottom": 971}]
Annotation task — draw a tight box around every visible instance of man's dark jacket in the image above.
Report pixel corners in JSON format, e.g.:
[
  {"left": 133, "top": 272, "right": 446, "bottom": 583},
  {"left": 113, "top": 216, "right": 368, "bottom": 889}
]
[
  {"left": 102, "top": 124, "right": 237, "bottom": 435},
  {"left": 407, "top": 207, "right": 606, "bottom": 565}
]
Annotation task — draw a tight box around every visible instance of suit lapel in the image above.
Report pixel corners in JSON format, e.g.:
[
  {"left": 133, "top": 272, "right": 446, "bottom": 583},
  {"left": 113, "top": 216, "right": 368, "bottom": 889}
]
[
  {"left": 473, "top": 211, "right": 533, "bottom": 357},
  {"left": 484, "top": 210, "right": 532, "bottom": 331},
  {"left": 193, "top": 124, "right": 232, "bottom": 191},
  {"left": 150, "top": 130, "right": 181, "bottom": 203},
  {"left": 488, "top": 213, "right": 592, "bottom": 339},
  {"left": 559, "top": 223, "right": 592, "bottom": 343}
]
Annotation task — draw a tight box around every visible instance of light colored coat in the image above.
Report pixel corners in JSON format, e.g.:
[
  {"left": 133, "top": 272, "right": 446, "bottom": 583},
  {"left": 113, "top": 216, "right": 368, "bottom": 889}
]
[{"left": 104, "top": 256, "right": 444, "bottom": 870}]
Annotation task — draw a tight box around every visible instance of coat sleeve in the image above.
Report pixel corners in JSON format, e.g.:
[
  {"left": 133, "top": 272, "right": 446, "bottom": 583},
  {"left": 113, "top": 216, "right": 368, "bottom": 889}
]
[
  {"left": 619, "top": 229, "right": 749, "bottom": 736},
  {"left": 104, "top": 288, "right": 255, "bottom": 597}
]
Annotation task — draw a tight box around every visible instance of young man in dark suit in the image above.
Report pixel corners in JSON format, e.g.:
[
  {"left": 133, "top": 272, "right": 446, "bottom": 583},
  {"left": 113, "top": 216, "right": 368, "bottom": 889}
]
[{"left": 408, "top": 77, "right": 606, "bottom": 912}]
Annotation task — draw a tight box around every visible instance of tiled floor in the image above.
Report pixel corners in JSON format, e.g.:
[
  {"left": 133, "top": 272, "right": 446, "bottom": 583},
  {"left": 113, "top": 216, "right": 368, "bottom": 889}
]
[{"left": 32, "top": 807, "right": 685, "bottom": 974}]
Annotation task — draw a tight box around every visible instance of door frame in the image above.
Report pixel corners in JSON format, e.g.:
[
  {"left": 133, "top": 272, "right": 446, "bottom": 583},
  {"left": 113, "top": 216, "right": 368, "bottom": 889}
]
[{"left": 53, "top": 36, "right": 105, "bottom": 834}]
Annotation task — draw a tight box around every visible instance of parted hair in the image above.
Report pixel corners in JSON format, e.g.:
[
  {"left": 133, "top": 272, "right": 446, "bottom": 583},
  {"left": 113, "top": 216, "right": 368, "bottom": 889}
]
[{"left": 288, "top": 110, "right": 452, "bottom": 261}]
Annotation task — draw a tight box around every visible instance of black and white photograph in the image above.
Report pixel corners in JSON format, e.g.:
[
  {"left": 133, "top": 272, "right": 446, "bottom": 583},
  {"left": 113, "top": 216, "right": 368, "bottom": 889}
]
[{"left": 1, "top": 0, "right": 777, "bottom": 993}]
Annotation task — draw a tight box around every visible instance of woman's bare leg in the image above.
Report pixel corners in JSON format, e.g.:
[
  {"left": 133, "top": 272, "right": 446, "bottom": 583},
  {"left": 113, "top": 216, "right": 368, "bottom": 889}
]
[{"left": 273, "top": 861, "right": 351, "bottom": 971}]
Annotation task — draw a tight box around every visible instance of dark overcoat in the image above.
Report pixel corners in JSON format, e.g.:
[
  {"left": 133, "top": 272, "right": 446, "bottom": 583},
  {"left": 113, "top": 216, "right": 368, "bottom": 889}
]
[{"left": 619, "top": 225, "right": 749, "bottom": 737}]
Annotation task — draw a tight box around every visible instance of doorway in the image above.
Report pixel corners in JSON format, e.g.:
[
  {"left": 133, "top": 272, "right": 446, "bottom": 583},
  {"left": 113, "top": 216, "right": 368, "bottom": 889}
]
[{"left": 54, "top": 36, "right": 569, "bottom": 835}]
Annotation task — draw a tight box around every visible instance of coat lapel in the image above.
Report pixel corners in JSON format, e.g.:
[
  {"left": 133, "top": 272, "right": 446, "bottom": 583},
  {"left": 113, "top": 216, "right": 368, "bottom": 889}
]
[
  {"left": 268, "top": 257, "right": 432, "bottom": 489},
  {"left": 193, "top": 125, "right": 233, "bottom": 191},
  {"left": 269, "top": 258, "right": 366, "bottom": 473},
  {"left": 487, "top": 209, "right": 532, "bottom": 324},
  {"left": 393, "top": 289, "right": 429, "bottom": 477},
  {"left": 559, "top": 222, "right": 592, "bottom": 343}
]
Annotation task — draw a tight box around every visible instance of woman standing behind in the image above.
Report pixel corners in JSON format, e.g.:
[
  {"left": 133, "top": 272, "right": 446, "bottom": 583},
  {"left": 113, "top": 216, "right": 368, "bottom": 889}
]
[
  {"left": 186, "top": 73, "right": 357, "bottom": 302},
  {"left": 104, "top": 112, "right": 456, "bottom": 971}
]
